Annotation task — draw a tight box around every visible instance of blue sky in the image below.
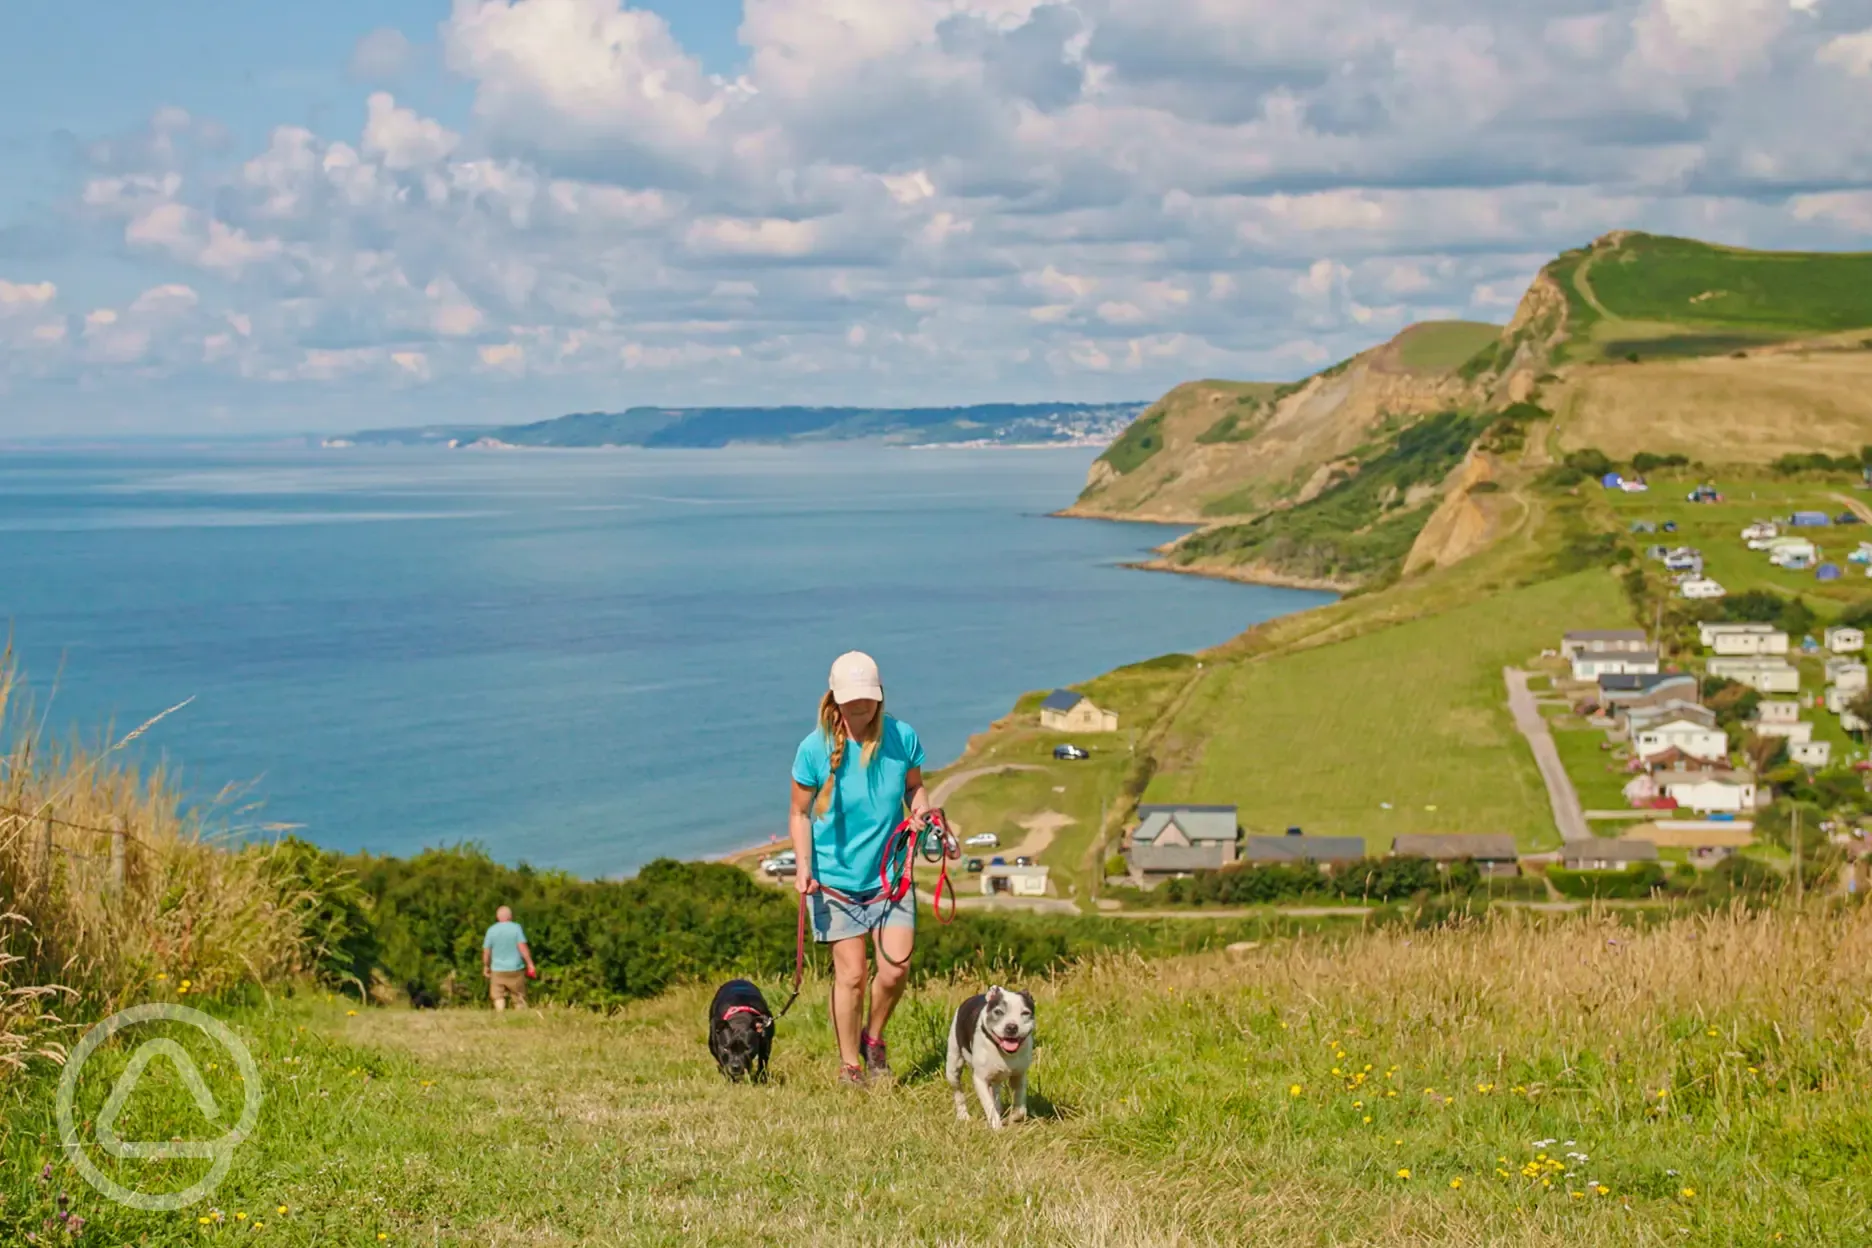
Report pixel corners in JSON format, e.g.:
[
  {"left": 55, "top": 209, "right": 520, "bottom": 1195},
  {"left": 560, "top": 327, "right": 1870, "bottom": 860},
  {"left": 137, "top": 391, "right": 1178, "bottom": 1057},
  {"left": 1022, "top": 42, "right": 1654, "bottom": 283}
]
[{"left": 2, "top": 0, "right": 1870, "bottom": 434}]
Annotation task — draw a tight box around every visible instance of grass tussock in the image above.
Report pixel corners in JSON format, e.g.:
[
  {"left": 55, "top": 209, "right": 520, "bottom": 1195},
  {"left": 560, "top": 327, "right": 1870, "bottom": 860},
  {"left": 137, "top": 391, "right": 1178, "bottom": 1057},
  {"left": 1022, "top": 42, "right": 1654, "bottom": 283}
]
[{"left": 0, "top": 653, "right": 308, "bottom": 1072}]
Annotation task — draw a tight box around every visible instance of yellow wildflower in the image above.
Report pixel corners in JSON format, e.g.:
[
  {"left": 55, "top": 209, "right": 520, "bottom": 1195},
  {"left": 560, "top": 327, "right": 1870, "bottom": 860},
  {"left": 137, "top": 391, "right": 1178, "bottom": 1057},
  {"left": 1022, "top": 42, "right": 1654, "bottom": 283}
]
[
  {"left": 1363, "top": 1116, "right": 1372, "bottom": 1124},
  {"left": 277, "top": 1206, "right": 288, "bottom": 1215},
  {"left": 1397, "top": 1168, "right": 1411, "bottom": 1180},
  {"left": 1449, "top": 1178, "right": 1463, "bottom": 1190},
  {"left": 1681, "top": 1187, "right": 1696, "bottom": 1199},
  {"left": 347, "top": 1009, "right": 359, "bottom": 1017},
  {"left": 1289, "top": 1084, "right": 1303, "bottom": 1097},
  {"left": 1595, "top": 1185, "right": 1610, "bottom": 1196}
]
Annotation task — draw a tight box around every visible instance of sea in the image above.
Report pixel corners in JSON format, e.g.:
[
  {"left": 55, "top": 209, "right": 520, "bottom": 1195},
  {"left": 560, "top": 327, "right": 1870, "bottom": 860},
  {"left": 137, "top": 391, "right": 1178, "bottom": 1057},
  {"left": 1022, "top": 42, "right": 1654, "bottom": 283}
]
[{"left": 0, "top": 444, "right": 1331, "bottom": 877}]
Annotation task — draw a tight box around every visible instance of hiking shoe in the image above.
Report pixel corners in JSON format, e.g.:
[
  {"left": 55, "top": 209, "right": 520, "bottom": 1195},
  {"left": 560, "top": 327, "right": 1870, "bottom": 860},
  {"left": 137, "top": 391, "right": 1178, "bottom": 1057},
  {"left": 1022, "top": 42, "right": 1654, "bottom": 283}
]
[
  {"left": 837, "top": 1063, "right": 866, "bottom": 1088},
  {"left": 861, "top": 1033, "right": 892, "bottom": 1080}
]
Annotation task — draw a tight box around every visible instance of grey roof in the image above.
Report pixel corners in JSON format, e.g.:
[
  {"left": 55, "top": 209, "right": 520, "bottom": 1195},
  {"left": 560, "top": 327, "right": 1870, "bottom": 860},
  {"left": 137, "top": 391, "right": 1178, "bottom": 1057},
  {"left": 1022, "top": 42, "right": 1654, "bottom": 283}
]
[
  {"left": 1391, "top": 834, "right": 1520, "bottom": 862},
  {"left": 1241, "top": 835, "right": 1367, "bottom": 864},
  {"left": 1041, "top": 689, "right": 1087, "bottom": 712},
  {"left": 1576, "top": 648, "right": 1659, "bottom": 665},
  {"left": 1565, "top": 629, "right": 1649, "bottom": 643},
  {"left": 1654, "top": 768, "right": 1754, "bottom": 787},
  {"left": 1599, "top": 672, "right": 1696, "bottom": 695},
  {"left": 1128, "top": 843, "right": 1234, "bottom": 873},
  {"left": 1133, "top": 807, "right": 1239, "bottom": 845},
  {"left": 1625, "top": 700, "right": 1714, "bottom": 728},
  {"left": 1562, "top": 840, "right": 1660, "bottom": 867}
]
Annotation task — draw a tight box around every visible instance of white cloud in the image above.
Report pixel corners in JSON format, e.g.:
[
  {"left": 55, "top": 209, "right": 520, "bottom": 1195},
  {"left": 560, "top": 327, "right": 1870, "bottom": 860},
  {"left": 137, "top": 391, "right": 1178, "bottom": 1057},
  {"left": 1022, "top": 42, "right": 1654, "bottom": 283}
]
[
  {"left": 13, "top": 0, "right": 1872, "bottom": 425},
  {"left": 351, "top": 27, "right": 416, "bottom": 82},
  {"left": 0, "top": 280, "right": 58, "bottom": 312},
  {"left": 1818, "top": 30, "right": 1872, "bottom": 75}
]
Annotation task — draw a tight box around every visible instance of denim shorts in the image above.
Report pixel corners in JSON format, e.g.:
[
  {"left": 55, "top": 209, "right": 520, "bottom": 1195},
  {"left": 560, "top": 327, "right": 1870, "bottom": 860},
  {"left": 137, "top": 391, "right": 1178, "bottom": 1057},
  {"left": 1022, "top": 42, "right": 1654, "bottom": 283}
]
[{"left": 809, "top": 887, "right": 916, "bottom": 943}]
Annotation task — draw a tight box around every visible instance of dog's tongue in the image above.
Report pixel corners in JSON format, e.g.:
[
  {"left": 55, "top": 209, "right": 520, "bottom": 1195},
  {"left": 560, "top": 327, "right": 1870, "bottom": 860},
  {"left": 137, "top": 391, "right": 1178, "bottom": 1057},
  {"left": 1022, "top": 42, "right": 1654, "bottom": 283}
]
[{"left": 995, "top": 1034, "right": 1024, "bottom": 1053}]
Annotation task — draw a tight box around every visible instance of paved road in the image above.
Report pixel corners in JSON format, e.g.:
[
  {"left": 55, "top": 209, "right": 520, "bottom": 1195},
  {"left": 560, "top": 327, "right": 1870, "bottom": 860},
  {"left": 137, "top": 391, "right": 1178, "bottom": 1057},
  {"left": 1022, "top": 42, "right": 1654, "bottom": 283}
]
[{"left": 1504, "top": 667, "right": 1590, "bottom": 845}]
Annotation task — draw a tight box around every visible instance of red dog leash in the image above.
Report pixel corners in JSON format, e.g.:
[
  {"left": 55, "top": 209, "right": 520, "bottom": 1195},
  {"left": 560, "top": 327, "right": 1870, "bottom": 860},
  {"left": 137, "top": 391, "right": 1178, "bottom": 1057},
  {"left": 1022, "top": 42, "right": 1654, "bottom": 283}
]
[{"left": 775, "top": 809, "right": 959, "bottom": 1013}]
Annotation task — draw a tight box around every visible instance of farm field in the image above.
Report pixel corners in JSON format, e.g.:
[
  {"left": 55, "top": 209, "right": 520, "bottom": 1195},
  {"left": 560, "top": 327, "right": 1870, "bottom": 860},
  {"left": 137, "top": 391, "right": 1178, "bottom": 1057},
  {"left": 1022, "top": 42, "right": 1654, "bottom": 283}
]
[
  {"left": 1392, "top": 320, "right": 1502, "bottom": 373},
  {"left": 1597, "top": 475, "right": 1872, "bottom": 611},
  {"left": 1141, "top": 571, "right": 1632, "bottom": 850},
  {"left": 15, "top": 908, "right": 1872, "bottom": 1246}
]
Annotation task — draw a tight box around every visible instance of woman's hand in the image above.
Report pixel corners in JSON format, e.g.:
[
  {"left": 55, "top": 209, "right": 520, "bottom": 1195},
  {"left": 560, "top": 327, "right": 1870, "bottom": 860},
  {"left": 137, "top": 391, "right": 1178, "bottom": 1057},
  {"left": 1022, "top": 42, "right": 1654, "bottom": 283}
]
[{"left": 795, "top": 868, "right": 819, "bottom": 896}]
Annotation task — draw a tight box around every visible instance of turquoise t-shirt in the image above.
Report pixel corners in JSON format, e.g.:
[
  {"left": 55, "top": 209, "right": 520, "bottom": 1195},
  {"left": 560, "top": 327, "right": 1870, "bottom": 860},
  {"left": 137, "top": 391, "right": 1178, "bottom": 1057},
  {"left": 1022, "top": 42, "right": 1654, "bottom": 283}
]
[
  {"left": 482, "top": 920, "right": 528, "bottom": 972},
  {"left": 792, "top": 716, "right": 925, "bottom": 897}
]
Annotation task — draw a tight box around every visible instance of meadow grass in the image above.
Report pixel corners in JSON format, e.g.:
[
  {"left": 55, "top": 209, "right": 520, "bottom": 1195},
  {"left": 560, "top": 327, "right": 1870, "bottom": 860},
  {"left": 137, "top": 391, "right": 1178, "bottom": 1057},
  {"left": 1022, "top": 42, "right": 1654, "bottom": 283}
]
[
  {"left": 12, "top": 904, "right": 1872, "bottom": 1246},
  {"left": 1141, "top": 571, "right": 1631, "bottom": 849},
  {"left": 1392, "top": 321, "right": 1502, "bottom": 374},
  {"left": 1582, "top": 235, "right": 1872, "bottom": 335},
  {"left": 1597, "top": 476, "right": 1871, "bottom": 610},
  {"left": 1550, "top": 729, "right": 1634, "bottom": 811}
]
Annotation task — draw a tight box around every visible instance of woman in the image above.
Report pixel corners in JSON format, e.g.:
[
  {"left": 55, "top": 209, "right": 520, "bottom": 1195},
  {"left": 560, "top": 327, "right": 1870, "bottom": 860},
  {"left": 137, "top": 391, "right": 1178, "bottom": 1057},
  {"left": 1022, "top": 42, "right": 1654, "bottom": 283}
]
[{"left": 789, "top": 650, "right": 931, "bottom": 1085}]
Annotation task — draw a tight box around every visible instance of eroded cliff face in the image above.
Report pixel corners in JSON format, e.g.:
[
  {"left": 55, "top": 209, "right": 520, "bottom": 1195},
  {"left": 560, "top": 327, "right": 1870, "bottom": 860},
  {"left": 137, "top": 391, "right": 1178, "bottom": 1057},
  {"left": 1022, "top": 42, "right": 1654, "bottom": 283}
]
[
  {"left": 1067, "top": 329, "right": 1488, "bottom": 524},
  {"left": 1403, "top": 451, "right": 1501, "bottom": 576}
]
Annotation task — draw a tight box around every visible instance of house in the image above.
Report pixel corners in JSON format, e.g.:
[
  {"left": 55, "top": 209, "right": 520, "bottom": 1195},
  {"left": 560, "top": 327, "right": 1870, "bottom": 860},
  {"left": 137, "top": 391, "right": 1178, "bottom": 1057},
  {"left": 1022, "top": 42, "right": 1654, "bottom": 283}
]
[
  {"left": 1705, "top": 657, "right": 1801, "bottom": 694},
  {"left": 1827, "top": 626, "right": 1866, "bottom": 654},
  {"left": 1598, "top": 672, "right": 1700, "bottom": 709},
  {"left": 1126, "top": 804, "right": 1240, "bottom": 881},
  {"left": 1625, "top": 700, "right": 1716, "bottom": 732},
  {"left": 1628, "top": 823, "right": 1753, "bottom": 865},
  {"left": 1389, "top": 834, "right": 1520, "bottom": 877},
  {"left": 1758, "top": 700, "right": 1801, "bottom": 725},
  {"left": 1662, "top": 548, "right": 1702, "bottom": 572},
  {"left": 1562, "top": 840, "right": 1660, "bottom": 871},
  {"left": 1791, "top": 510, "right": 1832, "bottom": 527},
  {"left": 1570, "top": 649, "right": 1660, "bottom": 681},
  {"left": 980, "top": 862, "right": 1050, "bottom": 897},
  {"left": 1792, "top": 740, "right": 1834, "bottom": 768},
  {"left": 1748, "top": 716, "right": 1813, "bottom": 743},
  {"left": 1633, "top": 718, "right": 1730, "bottom": 762},
  {"left": 1038, "top": 689, "right": 1119, "bottom": 733},
  {"left": 1698, "top": 622, "right": 1789, "bottom": 656},
  {"left": 1623, "top": 773, "right": 1667, "bottom": 806},
  {"left": 1560, "top": 628, "right": 1651, "bottom": 659},
  {"left": 1635, "top": 745, "right": 1728, "bottom": 773},
  {"left": 1825, "top": 658, "right": 1868, "bottom": 693},
  {"left": 1679, "top": 578, "right": 1727, "bottom": 599},
  {"left": 1655, "top": 769, "right": 1758, "bottom": 813},
  {"left": 1240, "top": 833, "right": 1367, "bottom": 866},
  {"left": 1741, "top": 522, "right": 1778, "bottom": 544},
  {"left": 1826, "top": 685, "right": 1860, "bottom": 714}
]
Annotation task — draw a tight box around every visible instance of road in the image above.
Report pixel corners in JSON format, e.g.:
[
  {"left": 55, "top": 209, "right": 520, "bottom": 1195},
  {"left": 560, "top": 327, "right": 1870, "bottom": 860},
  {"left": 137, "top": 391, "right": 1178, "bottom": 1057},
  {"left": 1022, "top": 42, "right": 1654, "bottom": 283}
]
[{"left": 1504, "top": 667, "right": 1590, "bottom": 845}]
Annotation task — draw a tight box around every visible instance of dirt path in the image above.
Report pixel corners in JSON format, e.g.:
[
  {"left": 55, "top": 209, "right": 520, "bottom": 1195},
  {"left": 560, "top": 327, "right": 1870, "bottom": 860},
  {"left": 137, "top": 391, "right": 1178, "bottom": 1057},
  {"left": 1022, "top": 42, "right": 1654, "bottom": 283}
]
[
  {"left": 1831, "top": 492, "right": 1872, "bottom": 525},
  {"left": 929, "top": 763, "right": 1043, "bottom": 807},
  {"left": 1504, "top": 667, "right": 1590, "bottom": 844}
]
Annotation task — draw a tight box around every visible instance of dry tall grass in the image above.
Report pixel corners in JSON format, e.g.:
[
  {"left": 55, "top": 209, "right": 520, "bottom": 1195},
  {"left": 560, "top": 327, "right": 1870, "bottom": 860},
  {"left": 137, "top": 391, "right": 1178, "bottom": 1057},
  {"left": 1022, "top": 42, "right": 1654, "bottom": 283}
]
[{"left": 0, "top": 653, "right": 305, "bottom": 1072}]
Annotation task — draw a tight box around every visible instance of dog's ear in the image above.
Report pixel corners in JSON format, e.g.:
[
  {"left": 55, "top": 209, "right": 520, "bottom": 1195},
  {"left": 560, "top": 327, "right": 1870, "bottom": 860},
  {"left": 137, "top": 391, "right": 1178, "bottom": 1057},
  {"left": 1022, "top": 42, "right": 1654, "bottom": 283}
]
[
  {"left": 1018, "top": 990, "right": 1034, "bottom": 1015},
  {"left": 986, "top": 986, "right": 1003, "bottom": 1007}
]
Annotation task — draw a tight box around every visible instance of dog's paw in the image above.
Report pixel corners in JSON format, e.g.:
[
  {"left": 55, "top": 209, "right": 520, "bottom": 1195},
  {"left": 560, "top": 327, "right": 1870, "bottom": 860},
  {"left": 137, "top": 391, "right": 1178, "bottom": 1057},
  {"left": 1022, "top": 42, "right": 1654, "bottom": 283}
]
[
  {"left": 955, "top": 1107, "right": 970, "bottom": 1122},
  {"left": 1007, "top": 1108, "right": 1028, "bottom": 1124}
]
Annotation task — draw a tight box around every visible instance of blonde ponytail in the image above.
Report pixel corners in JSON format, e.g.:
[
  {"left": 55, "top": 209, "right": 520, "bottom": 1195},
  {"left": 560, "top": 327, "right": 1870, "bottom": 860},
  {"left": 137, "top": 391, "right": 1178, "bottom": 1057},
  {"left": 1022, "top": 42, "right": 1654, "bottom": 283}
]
[{"left": 812, "top": 690, "right": 885, "bottom": 819}]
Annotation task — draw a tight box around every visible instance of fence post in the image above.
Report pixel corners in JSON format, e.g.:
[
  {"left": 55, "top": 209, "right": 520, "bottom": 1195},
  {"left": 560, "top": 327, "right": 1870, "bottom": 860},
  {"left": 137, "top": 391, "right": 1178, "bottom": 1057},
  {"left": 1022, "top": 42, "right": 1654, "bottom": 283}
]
[{"left": 109, "top": 818, "right": 126, "bottom": 895}]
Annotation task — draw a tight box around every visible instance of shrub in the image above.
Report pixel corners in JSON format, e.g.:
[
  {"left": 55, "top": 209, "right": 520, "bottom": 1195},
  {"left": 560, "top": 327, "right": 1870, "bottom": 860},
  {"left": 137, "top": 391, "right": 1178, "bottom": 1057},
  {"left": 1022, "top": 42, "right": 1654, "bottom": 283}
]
[
  {"left": 1104, "top": 853, "right": 1129, "bottom": 878},
  {"left": 1564, "top": 448, "right": 1616, "bottom": 478},
  {"left": 1099, "top": 410, "right": 1167, "bottom": 475},
  {"left": 1771, "top": 452, "right": 1861, "bottom": 475},
  {"left": 1548, "top": 863, "right": 1668, "bottom": 900},
  {"left": 1631, "top": 452, "right": 1691, "bottom": 473}
]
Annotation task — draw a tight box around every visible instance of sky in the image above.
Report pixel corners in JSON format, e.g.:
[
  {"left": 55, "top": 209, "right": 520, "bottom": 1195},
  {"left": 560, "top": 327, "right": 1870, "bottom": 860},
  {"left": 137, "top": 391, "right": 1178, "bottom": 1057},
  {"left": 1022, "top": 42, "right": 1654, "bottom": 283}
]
[{"left": 2, "top": 0, "right": 1871, "bottom": 435}]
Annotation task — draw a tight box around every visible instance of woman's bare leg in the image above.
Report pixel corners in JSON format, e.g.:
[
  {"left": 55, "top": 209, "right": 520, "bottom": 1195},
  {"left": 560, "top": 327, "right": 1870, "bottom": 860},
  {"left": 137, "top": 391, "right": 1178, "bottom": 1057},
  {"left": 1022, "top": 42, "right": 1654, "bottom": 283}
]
[
  {"left": 864, "top": 923, "right": 914, "bottom": 1043},
  {"left": 830, "top": 935, "right": 870, "bottom": 1069}
]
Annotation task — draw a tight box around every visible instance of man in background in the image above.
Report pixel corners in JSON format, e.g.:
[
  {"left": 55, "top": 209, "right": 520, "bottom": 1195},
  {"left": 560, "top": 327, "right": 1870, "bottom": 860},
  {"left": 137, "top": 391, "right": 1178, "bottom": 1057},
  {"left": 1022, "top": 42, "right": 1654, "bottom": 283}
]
[{"left": 482, "top": 905, "right": 537, "bottom": 1011}]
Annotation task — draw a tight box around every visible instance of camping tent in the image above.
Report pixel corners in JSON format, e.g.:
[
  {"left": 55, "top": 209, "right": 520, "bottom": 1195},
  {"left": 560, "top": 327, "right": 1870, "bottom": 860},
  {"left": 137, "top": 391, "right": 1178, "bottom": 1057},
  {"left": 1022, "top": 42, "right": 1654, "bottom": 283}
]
[{"left": 1818, "top": 563, "right": 1844, "bottom": 581}]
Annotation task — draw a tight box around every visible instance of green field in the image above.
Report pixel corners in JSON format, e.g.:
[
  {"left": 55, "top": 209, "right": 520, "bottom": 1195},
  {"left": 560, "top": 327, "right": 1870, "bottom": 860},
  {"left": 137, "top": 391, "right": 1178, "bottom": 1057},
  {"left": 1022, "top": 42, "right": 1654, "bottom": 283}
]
[
  {"left": 15, "top": 908, "right": 1871, "bottom": 1246},
  {"left": 1584, "top": 235, "right": 1872, "bottom": 335},
  {"left": 1394, "top": 320, "right": 1504, "bottom": 374},
  {"left": 1141, "top": 572, "right": 1632, "bottom": 850},
  {"left": 1597, "top": 476, "right": 1872, "bottom": 611},
  {"left": 1552, "top": 728, "right": 1636, "bottom": 810}
]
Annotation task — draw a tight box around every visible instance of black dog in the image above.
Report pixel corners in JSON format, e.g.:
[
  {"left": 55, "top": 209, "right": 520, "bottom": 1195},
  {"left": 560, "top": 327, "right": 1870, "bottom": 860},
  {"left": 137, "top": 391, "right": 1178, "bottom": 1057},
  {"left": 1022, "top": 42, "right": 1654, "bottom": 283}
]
[
  {"left": 406, "top": 980, "right": 439, "bottom": 1010},
  {"left": 708, "top": 979, "right": 774, "bottom": 1083}
]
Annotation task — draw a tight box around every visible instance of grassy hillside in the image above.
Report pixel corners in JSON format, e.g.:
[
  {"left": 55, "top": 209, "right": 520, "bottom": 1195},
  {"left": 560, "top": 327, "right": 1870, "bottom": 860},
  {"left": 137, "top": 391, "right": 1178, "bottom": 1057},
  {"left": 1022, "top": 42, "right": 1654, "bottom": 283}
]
[
  {"left": 1143, "top": 570, "right": 1629, "bottom": 850},
  {"left": 15, "top": 907, "right": 1871, "bottom": 1245}
]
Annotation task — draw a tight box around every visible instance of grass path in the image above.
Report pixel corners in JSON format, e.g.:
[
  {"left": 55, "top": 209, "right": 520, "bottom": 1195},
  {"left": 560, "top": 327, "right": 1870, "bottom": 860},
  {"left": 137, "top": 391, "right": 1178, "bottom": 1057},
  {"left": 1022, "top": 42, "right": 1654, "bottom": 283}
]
[{"left": 16, "top": 907, "right": 1872, "bottom": 1245}]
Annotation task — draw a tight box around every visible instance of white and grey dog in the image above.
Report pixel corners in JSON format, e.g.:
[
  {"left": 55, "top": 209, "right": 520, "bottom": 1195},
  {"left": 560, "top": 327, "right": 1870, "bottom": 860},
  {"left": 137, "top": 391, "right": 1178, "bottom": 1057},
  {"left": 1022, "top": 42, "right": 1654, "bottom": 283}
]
[{"left": 945, "top": 986, "right": 1036, "bottom": 1129}]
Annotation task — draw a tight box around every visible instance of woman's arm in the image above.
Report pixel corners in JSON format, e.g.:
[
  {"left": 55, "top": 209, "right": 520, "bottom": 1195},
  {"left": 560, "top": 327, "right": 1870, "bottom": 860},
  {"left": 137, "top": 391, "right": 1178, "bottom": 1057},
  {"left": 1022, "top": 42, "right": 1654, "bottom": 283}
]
[
  {"left": 904, "top": 766, "right": 930, "bottom": 825},
  {"left": 788, "top": 781, "right": 819, "bottom": 894}
]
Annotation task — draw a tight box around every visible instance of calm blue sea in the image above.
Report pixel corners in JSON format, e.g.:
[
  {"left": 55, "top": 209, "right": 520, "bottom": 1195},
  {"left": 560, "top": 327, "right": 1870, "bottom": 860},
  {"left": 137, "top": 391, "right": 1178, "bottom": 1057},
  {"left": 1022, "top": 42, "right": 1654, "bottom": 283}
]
[{"left": 0, "top": 445, "right": 1329, "bottom": 876}]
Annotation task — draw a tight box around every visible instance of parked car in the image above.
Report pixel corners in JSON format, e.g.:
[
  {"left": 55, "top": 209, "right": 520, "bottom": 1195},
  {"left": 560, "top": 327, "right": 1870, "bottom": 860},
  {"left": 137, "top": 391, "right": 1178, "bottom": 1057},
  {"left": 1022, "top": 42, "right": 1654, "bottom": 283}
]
[
  {"left": 1015, "top": 856, "right": 1033, "bottom": 866},
  {"left": 964, "top": 833, "right": 999, "bottom": 849},
  {"left": 761, "top": 852, "right": 797, "bottom": 877},
  {"left": 1053, "top": 743, "right": 1090, "bottom": 761},
  {"left": 966, "top": 857, "right": 984, "bottom": 873},
  {"left": 990, "top": 856, "right": 1006, "bottom": 866}
]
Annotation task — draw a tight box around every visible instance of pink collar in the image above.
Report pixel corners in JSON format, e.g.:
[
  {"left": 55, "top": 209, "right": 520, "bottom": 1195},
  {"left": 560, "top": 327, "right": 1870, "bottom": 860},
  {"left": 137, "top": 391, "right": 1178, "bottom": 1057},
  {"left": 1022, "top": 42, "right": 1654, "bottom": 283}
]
[{"left": 720, "top": 1005, "right": 768, "bottom": 1023}]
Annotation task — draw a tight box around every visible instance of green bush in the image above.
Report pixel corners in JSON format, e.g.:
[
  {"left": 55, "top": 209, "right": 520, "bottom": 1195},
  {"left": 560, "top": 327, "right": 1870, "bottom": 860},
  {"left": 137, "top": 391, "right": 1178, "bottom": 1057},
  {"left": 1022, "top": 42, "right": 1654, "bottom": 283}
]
[
  {"left": 1631, "top": 452, "right": 1691, "bottom": 473},
  {"left": 1104, "top": 853, "right": 1129, "bottom": 878},
  {"left": 1547, "top": 863, "right": 1667, "bottom": 900}
]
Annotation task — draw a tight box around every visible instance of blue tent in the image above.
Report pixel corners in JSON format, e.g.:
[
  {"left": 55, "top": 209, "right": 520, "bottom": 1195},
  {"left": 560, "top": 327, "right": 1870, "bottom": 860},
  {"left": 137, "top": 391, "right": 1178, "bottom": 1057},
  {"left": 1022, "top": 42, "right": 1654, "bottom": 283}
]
[
  {"left": 1601, "top": 472, "right": 1623, "bottom": 489},
  {"left": 1818, "top": 563, "right": 1843, "bottom": 581},
  {"left": 1792, "top": 511, "right": 1831, "bottom": 527}
]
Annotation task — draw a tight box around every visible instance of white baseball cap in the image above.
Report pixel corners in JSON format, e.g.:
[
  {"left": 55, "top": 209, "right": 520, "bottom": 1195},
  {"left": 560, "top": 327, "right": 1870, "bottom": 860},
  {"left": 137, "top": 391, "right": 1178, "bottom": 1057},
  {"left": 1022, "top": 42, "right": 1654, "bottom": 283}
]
[{"left": 829, "top": 651, "right": 884, "bottom": 704}]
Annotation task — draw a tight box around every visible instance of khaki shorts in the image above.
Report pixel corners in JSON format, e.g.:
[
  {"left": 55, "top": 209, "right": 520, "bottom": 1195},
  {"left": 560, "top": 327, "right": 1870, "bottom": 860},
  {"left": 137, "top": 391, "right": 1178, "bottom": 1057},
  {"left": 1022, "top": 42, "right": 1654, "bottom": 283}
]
[{"left": 489, "top": 970, "right": 528, "bottom": 1007}]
